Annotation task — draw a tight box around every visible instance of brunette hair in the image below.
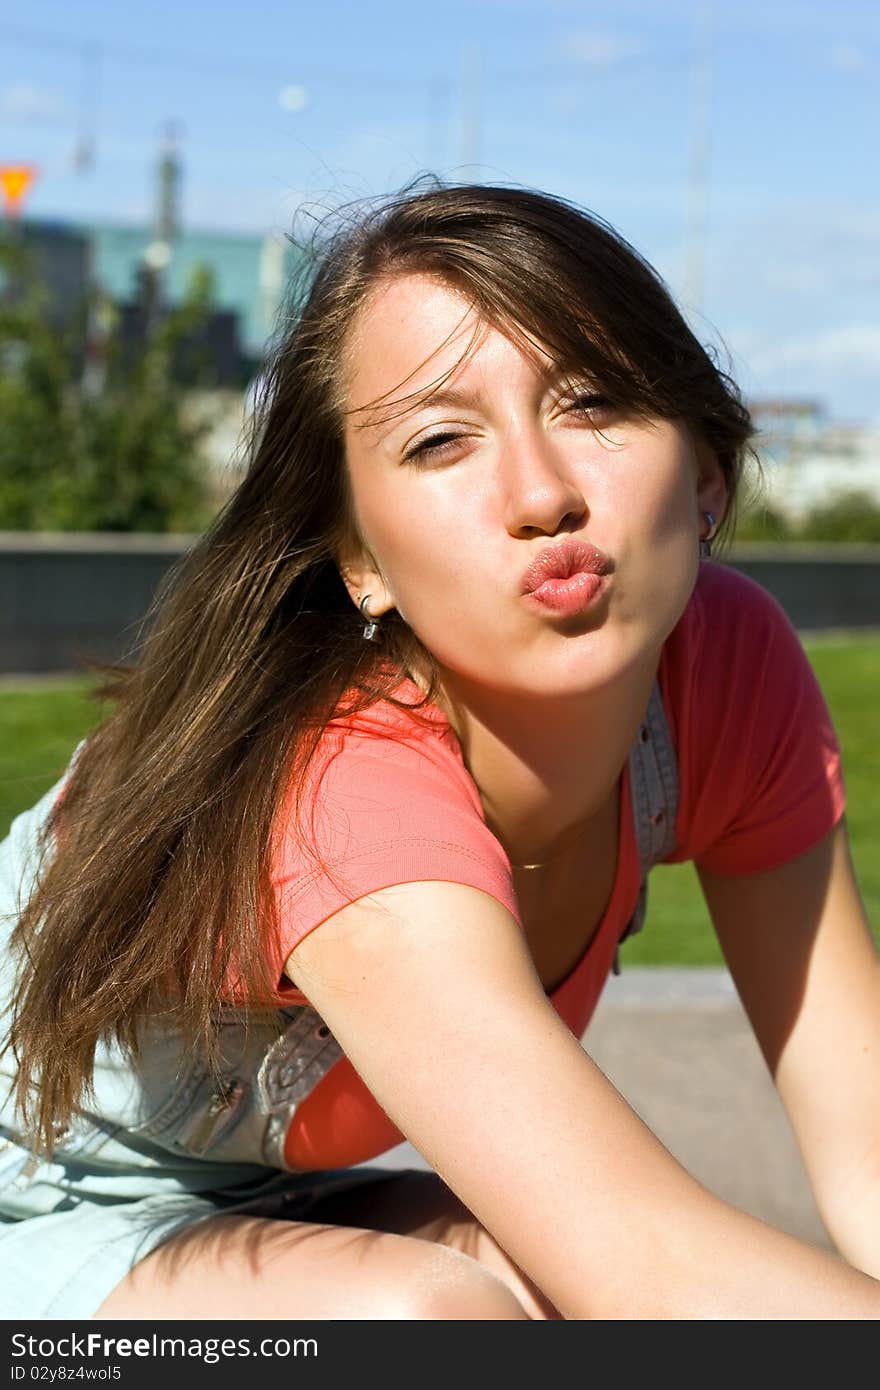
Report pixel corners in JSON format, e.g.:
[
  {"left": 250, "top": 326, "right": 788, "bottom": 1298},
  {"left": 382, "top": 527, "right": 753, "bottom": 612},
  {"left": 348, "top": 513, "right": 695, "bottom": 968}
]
[{"left": 7, "top": 179, "right": 756, "bottom": 1150}]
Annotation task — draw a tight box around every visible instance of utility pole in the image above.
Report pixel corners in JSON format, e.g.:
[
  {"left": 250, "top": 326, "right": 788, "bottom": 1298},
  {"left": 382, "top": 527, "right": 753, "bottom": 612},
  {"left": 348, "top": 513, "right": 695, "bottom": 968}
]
[
  {"left": 155, "top": 120, "right": 182, "bottom": 248},
  {"left": 426, "top": 77, "right": 451, "bottom": 175},
  {"left": 682, "top": 3, "right": 712, "bottom": 316},
  {"left": 258, "top": 232, "right": 285, "bottom": 343},
  {"left": 72, "top": 42, "right": 102, "bottom": 172},
  {"left": 141, "top": 121, "right": 183, "bottom": 333}
]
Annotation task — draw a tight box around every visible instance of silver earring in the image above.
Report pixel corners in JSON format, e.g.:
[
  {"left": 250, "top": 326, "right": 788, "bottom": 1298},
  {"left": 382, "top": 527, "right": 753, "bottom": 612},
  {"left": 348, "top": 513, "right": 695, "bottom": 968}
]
[
  {"left": 358, "top": 593, "right": 381, "bottom": 642},
  {"left": 699, "top": 511, "right": 716, "bottom": 559}
]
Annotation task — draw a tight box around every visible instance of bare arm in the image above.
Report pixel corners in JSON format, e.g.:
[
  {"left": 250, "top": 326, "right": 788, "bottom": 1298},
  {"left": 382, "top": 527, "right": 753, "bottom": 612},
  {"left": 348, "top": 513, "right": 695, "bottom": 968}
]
[
  {"left": 286, "top": 877, "right": 880, "bottom": 1319},
  {"left": 699, "top": 818, "right": 880, "bottom": 1279}
]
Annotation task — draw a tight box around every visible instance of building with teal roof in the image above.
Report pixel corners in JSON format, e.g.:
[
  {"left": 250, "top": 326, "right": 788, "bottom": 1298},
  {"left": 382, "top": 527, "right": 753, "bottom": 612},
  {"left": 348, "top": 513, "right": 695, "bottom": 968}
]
[{"left": 81, "top": 220, "right": 302, "bottom": 362}]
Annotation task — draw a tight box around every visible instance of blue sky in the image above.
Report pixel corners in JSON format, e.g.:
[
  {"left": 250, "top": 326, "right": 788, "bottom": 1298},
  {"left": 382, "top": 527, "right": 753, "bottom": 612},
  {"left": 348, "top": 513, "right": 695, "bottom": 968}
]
[{"left": 3, "top": 0, "right": 879, "bottom": 423}]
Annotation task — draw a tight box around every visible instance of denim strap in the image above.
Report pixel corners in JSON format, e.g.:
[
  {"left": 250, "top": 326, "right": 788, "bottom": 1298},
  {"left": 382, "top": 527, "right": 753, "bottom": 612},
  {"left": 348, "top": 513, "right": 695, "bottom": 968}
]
[{"left": 613, "top": 679, "right": 679, "bottom": 973}]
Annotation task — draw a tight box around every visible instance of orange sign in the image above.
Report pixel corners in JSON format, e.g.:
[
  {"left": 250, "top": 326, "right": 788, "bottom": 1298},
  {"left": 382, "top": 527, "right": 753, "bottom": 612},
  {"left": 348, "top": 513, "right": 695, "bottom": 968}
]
[{"left": 0, "top": 164, "right": 38, "bottom": 216}]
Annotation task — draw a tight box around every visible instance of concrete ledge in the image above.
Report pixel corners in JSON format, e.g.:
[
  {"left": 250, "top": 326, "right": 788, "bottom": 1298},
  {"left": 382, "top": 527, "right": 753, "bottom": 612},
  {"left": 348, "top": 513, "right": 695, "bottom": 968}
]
[
  {"left": 369, "top": 968, "right": 833, "bottom": 1252},
  {"left": 588, "top": 965, "right": 738, "bottom": 1006},
  {"left": 584, "top": 969, "right": 831, "bottom": 1249},
  {"left": 2, "top": 540, "right": 880, "bottom": 671}
]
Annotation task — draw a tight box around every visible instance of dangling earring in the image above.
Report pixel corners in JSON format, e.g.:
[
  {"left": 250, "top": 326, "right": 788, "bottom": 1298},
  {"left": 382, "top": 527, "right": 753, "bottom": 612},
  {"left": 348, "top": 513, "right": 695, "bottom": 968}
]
[
  {"left": 699, "top": 511, "right": 717, "bottom": 559},
  {"left": 357, "top": 593, "right": 381, "bottom": 642}
]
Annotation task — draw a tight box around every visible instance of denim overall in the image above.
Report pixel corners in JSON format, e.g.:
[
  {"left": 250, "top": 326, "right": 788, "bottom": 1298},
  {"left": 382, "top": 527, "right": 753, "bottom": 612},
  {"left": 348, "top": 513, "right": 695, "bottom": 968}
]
[
  {"left": 616, "top": 678, "right": 679, "bottom": 969},
  {"left": 0, "top": 682, "right": 678, "bottom": 1316}
]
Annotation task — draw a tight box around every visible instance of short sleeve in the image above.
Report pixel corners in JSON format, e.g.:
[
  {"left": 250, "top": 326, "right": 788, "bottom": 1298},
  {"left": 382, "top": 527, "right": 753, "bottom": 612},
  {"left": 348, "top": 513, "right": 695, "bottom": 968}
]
[
  {"left": 271, "top": 716, "right": 520, "bottom": 967},
  {"left": 667, "top": 565, "right": 846, "bottom": 877}
]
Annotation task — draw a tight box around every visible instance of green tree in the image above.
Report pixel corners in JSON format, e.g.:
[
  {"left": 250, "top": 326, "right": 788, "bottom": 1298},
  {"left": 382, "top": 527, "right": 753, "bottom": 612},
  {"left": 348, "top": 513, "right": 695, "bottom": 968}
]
[
  {"left": 732, "top": 501, "right": 792, "bottom": 543},
  {"left": 797, "top": 490, "right": 880, "bottom": 544},
  {"left": 0, "top": 235, "right": 218, "bottom": 532}
]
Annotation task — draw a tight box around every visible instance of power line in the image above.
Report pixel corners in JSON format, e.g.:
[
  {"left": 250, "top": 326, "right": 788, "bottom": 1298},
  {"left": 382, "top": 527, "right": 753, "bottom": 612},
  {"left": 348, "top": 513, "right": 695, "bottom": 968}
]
[
  {"left": 3, "top": 20, "right": 689, "bottom": 92},
  {"left": 495, "top": 56, "right": 691, "bottom": 83},
  {"left": 1, "top": 21, "right": 444, "bottom": 91}
]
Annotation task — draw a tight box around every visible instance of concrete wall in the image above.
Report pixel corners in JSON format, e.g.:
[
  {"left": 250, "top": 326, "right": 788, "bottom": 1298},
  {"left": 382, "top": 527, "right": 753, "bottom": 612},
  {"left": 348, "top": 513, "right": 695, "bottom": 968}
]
[
  {"left": 0, "top": 533, "right": 189, "bottom": 674},
  {"left": 726, "top": 542, "right": 880, "bottom": 630},
  {"left": 1, "top": 534, "right": 879, "bottom": 674}
]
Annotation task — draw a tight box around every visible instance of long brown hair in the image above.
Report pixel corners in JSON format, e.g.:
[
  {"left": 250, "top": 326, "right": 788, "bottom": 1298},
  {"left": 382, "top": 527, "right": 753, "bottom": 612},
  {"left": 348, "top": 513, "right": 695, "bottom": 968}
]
[{"left": 7, "top": 179, "right": 756, "bottom": 1151}]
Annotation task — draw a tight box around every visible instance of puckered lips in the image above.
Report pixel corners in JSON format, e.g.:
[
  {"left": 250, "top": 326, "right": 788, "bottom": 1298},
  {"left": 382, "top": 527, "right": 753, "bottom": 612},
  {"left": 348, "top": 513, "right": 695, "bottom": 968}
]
[{"left": 520, "top": 537, "right": 612, "bottom": 597}]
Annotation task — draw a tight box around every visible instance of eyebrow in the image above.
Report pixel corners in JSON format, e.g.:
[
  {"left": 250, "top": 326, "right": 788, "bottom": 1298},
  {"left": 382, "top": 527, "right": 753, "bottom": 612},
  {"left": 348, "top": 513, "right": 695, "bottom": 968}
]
[
  {"left": 350, "top": 385, "right": 484, "bottom": 437},
  {"left": 350, "top": 363, "right": 589, "bottom": 440}
]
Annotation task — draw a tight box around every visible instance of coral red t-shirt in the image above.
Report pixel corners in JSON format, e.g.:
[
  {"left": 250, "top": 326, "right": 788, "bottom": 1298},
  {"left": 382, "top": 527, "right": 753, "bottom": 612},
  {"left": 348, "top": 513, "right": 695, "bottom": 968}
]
[{"left": 271, "top": 563, "right": 846, "bottom": 1169}]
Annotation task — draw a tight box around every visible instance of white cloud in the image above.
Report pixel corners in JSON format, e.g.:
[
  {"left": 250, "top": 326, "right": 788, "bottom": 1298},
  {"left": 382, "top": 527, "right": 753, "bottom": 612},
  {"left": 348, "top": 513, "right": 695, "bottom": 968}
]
[
  {"left": 743, "top": 324, "right": 880, "bottom": 374},
  {"left": 831, "top": 43, "right": 866, "bottom": 71},
  {"left": 823, "top": 209, "right": 880, "bottom": 241},
  {"left": 711, "top": 202, "right": 880, "bottom": 303},
  {"left": 761, "top": 263, "right": 828, "bottom": 295},
  {"left": 278, "top": 85, "right": 309, "bottom": 114},
  {"left": 1, "top": 82, "right": 66, "bottom": 121},
  {"left": 765, "top": 251, "right": 880, "bottom": 296},
  {"left": 324, "top": 121, "right": 431, "bottom": 191},
  {"left": 562, "top": 30, "right": 644, "bottom": 67}
]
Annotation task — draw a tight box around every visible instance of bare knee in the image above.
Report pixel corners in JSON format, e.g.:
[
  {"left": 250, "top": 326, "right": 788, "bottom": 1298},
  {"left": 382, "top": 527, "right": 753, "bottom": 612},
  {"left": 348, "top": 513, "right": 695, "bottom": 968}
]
[
  {"left": 380, "top": 1244, "right": 529, "bottom": 1320},
  {"left": 96, "top": 1213, "right": 529, "bottom": 1321}
]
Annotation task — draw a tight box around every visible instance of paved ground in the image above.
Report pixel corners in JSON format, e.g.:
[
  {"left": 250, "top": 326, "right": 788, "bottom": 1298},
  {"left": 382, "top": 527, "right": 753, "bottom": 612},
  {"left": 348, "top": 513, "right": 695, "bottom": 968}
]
[{"left": 362, "top": 967, "right": 833, "bottom": 1251}]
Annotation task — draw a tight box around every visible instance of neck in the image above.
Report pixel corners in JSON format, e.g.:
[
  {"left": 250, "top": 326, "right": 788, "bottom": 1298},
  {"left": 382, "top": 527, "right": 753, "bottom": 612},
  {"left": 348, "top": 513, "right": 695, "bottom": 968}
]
[
  {"left": 433, "top": 653, "right": 660, "bottom": 869},
  {"left": 507, "top": 810, "right": 599, "bottom": 871}
]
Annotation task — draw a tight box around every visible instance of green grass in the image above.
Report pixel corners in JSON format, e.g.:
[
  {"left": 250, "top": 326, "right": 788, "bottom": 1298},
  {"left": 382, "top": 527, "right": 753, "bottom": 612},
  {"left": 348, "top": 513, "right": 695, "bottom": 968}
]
[
  {"left": 0, "top": 676, "right": 111, "bottom": 838},
  {"left": 2, "top": 637, "right": 878, "bottom": 964},
  {"left": 625, "top": 634, "right": 880, "bottom": 964}
]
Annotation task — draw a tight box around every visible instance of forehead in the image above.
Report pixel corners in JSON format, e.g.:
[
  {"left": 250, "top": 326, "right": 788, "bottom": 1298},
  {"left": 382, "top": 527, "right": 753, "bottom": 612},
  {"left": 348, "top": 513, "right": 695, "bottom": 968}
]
[{"left": 342, "top": 272, "right": 552, "bottom": 425}]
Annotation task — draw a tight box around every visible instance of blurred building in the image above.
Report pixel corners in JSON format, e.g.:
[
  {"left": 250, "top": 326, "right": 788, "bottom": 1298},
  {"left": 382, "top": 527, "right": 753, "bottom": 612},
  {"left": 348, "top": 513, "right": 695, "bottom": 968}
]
[
  {"left": 5, "top": 215, "right": 300, "bottom": 382},
  {"left": 0, "top": 220, "right": 92, "bottom": 329},
  {"left": 114, "top": 263, "right": 244, "bottom": 386},
  {"left": 750, "top": 398, "right": 824, "bottom": 454},
  {"left": 2, "top": 215, "right": 304, "bottom": 492},
  {"left": 85, "top": 219, "right": 299, "bottom": 375},
  {"left": 749, "top": 398, "right": 880, "bottom": 520}
]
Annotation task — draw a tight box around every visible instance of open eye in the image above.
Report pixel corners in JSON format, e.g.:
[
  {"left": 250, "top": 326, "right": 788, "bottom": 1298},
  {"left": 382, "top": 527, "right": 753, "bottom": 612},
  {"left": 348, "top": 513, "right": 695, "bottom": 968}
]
[{"left": 560, "top": 391, "right": 613, "bottom": 418}]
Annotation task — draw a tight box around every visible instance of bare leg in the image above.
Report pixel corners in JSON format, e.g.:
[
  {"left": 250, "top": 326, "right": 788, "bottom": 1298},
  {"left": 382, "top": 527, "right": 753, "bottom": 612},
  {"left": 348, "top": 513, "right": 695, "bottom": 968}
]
[
  {"left": 304, "top": 1171, "right": 562, "bottom": 1320},
  {"left": 95, "top": 1172, "right": 558, "bottom": 1320}
]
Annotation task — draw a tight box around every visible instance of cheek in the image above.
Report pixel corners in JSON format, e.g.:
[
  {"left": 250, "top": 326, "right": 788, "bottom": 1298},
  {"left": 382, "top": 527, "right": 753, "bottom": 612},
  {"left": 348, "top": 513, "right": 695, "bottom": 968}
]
[
  {"left": 603, "top": 457, "right": 699, "bottom": 619},
  {"left": 625, "top": 472, "right": 698, "bottom": 584},
  {"left": 610, "top": 448, "right": 699, "bottom": 549},
  {"left": 358, "top": 492, "right": 475, "bottom": 627}
]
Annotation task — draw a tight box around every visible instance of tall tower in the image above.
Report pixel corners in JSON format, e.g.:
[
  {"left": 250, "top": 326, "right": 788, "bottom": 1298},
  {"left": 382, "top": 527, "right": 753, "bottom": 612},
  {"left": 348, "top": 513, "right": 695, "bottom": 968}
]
[
  {"left": 155, "top": 120, "right": 182, "bottom": 247},
  {"left": 141, "top": 121, "right": 183, "bottom": 329}
]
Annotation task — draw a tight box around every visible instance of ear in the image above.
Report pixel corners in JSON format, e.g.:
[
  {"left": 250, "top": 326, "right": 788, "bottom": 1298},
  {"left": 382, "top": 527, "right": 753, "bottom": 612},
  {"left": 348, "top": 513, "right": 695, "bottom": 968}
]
[
  {"left": 693, "top": 432, "right": 728, "bottom": 532},
  {"left": 333, "top": 539, "right": 396, "bottom": 618}
]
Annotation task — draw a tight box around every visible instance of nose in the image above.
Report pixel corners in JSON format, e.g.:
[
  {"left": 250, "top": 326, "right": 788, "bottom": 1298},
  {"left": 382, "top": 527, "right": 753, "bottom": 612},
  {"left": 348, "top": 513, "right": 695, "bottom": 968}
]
[{"left": 502, "top": 423, "right": 588, "bottom": 538}]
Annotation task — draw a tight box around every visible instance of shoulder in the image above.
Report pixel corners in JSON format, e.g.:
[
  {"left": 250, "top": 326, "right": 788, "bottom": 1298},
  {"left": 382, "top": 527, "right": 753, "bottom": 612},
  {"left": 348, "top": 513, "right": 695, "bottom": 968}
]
[
  {"left": 661, "top": 563, "right": 845, "bottom": 874},
  {"left": 271, "top": 681, "right": 519, "bottom": 965},
  {"left": 286, "top": 679, "right": 489, "bottom": 852},
  {"left": 669, "top": 560, "right": 796, "bottom": 666},
  {"left": 661, "top": 560, "right": 812, "bottom": 727},
  {"left": 696, "top": 557, "right": 795, "bottom": 628}
]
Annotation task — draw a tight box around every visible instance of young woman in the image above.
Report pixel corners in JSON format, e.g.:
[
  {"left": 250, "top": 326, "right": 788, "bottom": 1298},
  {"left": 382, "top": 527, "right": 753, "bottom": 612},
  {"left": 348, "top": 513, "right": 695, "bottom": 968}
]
[{"left": 2, "top": 183, "right": 880, "bottom": 1321}]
